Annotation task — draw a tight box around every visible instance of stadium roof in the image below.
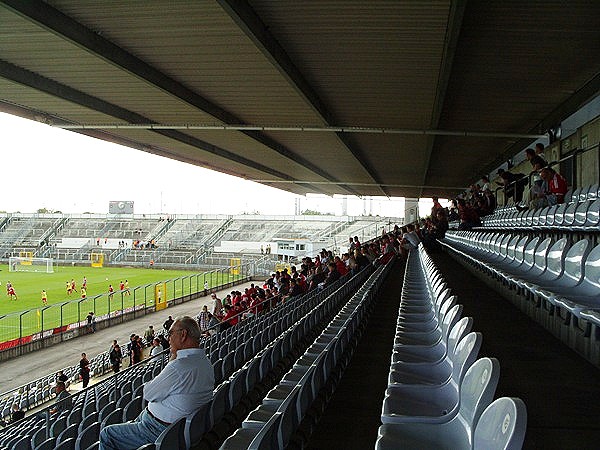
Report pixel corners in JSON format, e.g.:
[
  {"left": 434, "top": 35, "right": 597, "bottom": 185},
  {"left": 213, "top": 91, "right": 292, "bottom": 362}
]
[{"left": 1, "top": 1, "right": 599, "bottom": 198}]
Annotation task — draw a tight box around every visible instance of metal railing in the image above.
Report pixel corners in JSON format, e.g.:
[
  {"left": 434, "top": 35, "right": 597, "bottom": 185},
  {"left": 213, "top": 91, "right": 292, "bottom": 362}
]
[
  {"left": 0, "top": 262, "right": 254, "bottom": 353},
  {"left": 494, "top": 143, "right": 600, "bottom": 206}
]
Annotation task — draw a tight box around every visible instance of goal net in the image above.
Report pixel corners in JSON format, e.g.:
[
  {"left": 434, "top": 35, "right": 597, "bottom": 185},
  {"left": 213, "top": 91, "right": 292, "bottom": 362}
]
[{"left": 9, "top": 256, "right": 54, "bottom": 273}]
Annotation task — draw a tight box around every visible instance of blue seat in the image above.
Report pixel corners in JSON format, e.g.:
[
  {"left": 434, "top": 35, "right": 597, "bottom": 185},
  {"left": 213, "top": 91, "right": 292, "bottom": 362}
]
[
  {"left": 57, "top": 423, "right": 79, "bottom": 445},
  {"left": 74, "top": 421, "right": 100, "bottom": 450},
  {"left": 184, "top": 405, "right": 209, "bottom": 449},
  {"left": 221, "top": 412, "right": 282, "bottom": 450},
  {"left": 155, "top": 417, "right": 185, "bottom": 450}
]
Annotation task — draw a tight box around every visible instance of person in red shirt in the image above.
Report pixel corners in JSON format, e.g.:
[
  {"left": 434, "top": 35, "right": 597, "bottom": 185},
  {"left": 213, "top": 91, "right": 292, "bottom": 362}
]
[
  {"left": 540, "top": 167, "right": 568, "bottom": 205},
  {"left": 334, "top": 256, "right": 349, "bottom": 276},
  {"left": 222, "top": 305, "right": 239, "bottom": 328},
  {"left": 119, "top": 281, "right": 125, "bottom": 291}
]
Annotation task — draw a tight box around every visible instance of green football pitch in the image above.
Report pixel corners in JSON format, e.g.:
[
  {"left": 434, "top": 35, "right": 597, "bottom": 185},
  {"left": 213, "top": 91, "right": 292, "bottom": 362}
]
[{"left": 0, "top": 264, "right": 243, "bottom": 343}]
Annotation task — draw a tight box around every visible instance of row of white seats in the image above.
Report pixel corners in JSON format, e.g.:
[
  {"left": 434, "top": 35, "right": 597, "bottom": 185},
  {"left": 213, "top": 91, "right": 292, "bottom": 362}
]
[
  {"left": 482, "top": 199, "right": 600, "bottom": 230},
  {"left": 441, "top": 230, "right": 600, "bottom": 368},
  {"left": 220, "top": 261, "right": 393, "bottom": 449},
  {"left": 376, "top": 247, "right": 527, "bottom": 449}
]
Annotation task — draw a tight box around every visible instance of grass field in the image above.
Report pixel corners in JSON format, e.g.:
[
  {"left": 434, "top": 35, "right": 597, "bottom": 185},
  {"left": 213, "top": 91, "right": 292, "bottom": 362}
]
[{"left": 0, "top": 264, "right": 245, "bottom": 343}]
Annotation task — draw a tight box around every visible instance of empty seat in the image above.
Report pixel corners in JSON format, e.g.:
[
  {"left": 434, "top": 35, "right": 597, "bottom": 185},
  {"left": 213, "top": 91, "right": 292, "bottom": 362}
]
[{"left": 376, "top": 358, "right": 500, "bottom": 449}]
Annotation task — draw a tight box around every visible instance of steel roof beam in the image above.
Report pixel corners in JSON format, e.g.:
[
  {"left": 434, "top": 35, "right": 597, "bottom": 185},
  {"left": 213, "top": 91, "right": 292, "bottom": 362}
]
[
  {"left": 418, "top": 0, "right": 467, "bottom": 199},
  {"left": 217, "top": 0, "right": 388, "bottom": 197},
  {"left": 482, "top": 71, "right": 600, "bottom": 178},
  {"left": 0, "top": 59, "right": 317, "bottom": 188},
  {"left": 0, "top": 0, "right": 357, "bottom": 196}
]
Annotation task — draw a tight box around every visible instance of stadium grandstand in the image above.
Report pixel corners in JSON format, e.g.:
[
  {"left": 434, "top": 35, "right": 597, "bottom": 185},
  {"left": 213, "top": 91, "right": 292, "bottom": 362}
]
[{"left": 0, "top": 2, "right": 599, "bottom": 450}]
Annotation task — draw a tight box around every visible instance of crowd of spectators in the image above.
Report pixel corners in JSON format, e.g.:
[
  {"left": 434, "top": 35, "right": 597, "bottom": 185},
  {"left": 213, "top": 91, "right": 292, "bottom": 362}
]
[{"left": 429, "top": 143, "right": 570, "bottom": 231}]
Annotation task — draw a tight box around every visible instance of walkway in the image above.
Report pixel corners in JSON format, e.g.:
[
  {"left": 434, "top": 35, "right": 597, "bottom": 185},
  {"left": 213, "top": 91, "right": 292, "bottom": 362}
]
[
  {"left": 429, "top": 250, "right": 600, "bottom": 450},
  {"left": 0, "top": 283, "right": 250, "bottom": 393},
  {"left": 308, "top": 260, "right": 405, "bottom": 449}
]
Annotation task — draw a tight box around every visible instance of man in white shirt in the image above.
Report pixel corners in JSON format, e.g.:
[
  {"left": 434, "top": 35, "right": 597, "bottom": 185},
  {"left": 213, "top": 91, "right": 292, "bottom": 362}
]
[{"left": 99, "top": 316, "right": 214, "bottom": 450}]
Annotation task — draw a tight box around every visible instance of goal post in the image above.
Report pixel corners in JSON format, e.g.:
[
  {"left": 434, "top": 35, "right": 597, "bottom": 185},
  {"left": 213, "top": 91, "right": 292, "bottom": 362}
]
[
  {"left": 9, "top": 256, "right": 54, "bottom": 273},
  {"left": 90, "top": 253, "right": 104, "bottom": 268}
]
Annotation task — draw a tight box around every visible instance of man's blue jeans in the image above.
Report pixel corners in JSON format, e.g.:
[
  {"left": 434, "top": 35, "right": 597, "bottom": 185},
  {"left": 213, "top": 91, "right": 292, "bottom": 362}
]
[{"left": 99, "top": 408, "right": 167, "bottom": 450}]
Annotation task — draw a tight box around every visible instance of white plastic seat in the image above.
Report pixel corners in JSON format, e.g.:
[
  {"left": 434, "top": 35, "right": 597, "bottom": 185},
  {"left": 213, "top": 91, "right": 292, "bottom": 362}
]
[
  {"left": 552, "top": 243, "right": 600, "bottom": 315},
  {"left": 388, "top": 317, "right": 473, "bottom": 386},
  {"left": 526, "top": 239, "right": 590, "bottom": 301},
  {"left": 391, "top": 305, "right": 462, "bottom": 364},
  {"left": 381, "top": 332, "right": 482, "bottom": 424},
  {"left": 473, "top": 397, "right": 527, "bottom": 450},
  {"left": 376, "top": 358, "right": 500, "bottom": 449}
]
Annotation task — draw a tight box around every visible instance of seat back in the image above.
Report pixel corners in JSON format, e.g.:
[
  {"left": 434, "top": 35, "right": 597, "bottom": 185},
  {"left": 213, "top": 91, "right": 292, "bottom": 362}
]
[
  {"left": 513, "top": 236, "right": 530, "bottom": 264},
  {"left": 574, "top": 201, "right": 591, "bottom": 226},
  {"left": 585, "top": 199, "right": 600, "bottom": 226},
  {"left": 123, "top": 395, "right": 143, "bottom": 422},
  {"left": 563, "top": 202, "right": 577, "bottom": 225},
  {"left": 100, "top": 408, "right": 122, "bottom": 429},
  {"left": 582, "top": 244, "right": 600, "bottom": 292},
  {"left": 521, "top": 236, "right": 540, "bottom": 270},
  {"left": 504, "top": 235, "right": 521, "bottom": 262},
  {"left": 544, "top": 238, "right": 569, "bottom": 279},
  {"left": 208, "top": 383, "right": 229, "bottom": 429},
  {"left": 459, "top": 358, "right": 500, "bottom": 428},
  {"left": 57, "top": 423, "right": 78, "bottom": 444},
  {"left": 562, "top": 239, "right": 591, "bottom": 285},
  {"left": 553, "top": 203, "right": 567, "bottom": 225},
  {"left": 474, "top": 398, "right": 527, "bottom": 450},
  {"left": 586, "top": 183, "right": 599, "bottom": 201},
  {"left": 441, "top": 304, "right": 463, "bottom": 344},
  {"left": 278, "top": 385, "right": 301, "bottom": 449},
  {"left": 447, "top": 317, "right": 473, "bottom": 355},
  {"left": 75, "top": 421, "right": 100, "bottom": 450},
  {"left": 248, "top": 412, "right": 282, "bottom": 450},
  {"left": 451, "top": 332, "right": 482, "bottom": 384},
  {"left": 184, "top": 404, "right": 209, "bottom": 449},
  {"left": 155, "top": 417, "right": 186, "bottom": 450},
  {"left": 545, "top": 205, "right": 558, "bottom": 226}
]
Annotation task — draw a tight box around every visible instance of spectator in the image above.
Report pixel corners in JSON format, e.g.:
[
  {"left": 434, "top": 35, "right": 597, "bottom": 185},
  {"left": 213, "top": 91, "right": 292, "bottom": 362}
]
[
  {"left": 525, "top": 148, "right": 546, "bottom": 172},
  {"left": 480, "top": 176, "right": 491, "bottom": 192},
  {"left": 10, "top": 404, "right": 24, "bottom": 423},
  {"left": 56, "top": 370, "right": 68, "bottom": 384},
  {"left": 163, "top": 316, "right": 174, "bottom": 333},
  {"left": 535, "top": 143, "right": 547, "bottom": 158},
  {"left": 150, "top": 338, "right": 163, "bottom": 357},
  {"left": 522, "top": 175, "right": 548, "bottom": 210},
  {"left": 110, "top": 344, "right": 122, "bottom": 373},
  {"left": 497, "top": 169, "right": 527, "bottom": 204},
  {"left": 540, "top": 167, "right": 568, "bottom": 205},
  {"left": 86, "top": 312, "right": 94, "bottom": 333},
  {"left": 400, "top": 224, "right": 421, "bottom": 257},
  {"left": 457, "top": 198, "right": 481, "bottom": 230},
  {"left": 320, "top": 262, "right": 340, "bottom": 289},
  {"left": 211, "top": 293, "right": 223, "bottom": 318},
  {"left": 99, "top": 317, "right": 214, "bottom": 450},
  {"left": 50, "top": 381, "right": 72, "bottom": 414},
  {"left": 79, "top": 353, "right": 90, "bottom": 388},
  {"left": 144, "top": 325, "right": 155, "bottom": 343},
  {"left": 196, "top": 305, "right": 212, "bottom": 333},
  {"left": 133, "top": 336, "right": 143, "bottom": 364},
  {"left": 222, "top": 305, "right": 238, "bottom": 329}
]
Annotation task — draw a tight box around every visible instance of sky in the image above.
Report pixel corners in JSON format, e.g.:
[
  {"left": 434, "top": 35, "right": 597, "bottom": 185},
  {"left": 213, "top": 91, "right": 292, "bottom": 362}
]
[{"left": 0, "top": 112, "right": 422, "bottom": 217}]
